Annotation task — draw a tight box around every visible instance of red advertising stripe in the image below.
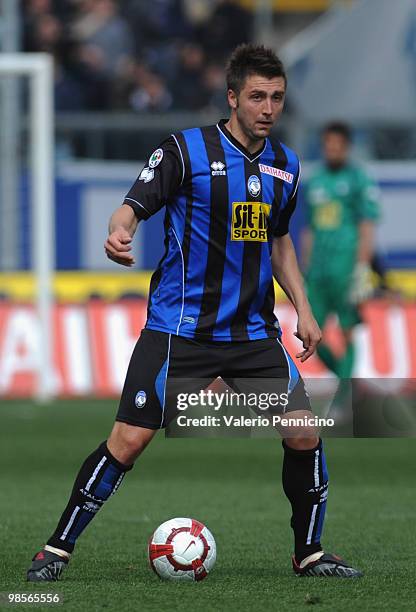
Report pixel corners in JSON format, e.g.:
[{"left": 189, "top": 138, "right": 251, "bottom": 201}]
[
  {"left": 0, "top": 300, "right": 415, "bottom": 397},
  {"left": 0, "top": 304, "right": 38, "bottom": 396},
  {"left": 405, "top": 303, "right": 416, "bottom": 376},
  {"left": 361, "top": 301, "right": 392, "bottom": 375},
  {"left": 87, "top": 300, "right": 112, "bottom": 397},
  {"left": 53, "top": 305, "right": 67, "bottom": 395}
]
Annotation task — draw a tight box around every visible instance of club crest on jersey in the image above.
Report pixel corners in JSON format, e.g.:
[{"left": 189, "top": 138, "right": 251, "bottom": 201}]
[
  {"left": 139, "top": 167, "right": 154, "bottom": 183},
  {"left": 247, "top": 175, "right": 261, "bottom": 197},
  {"left": 149, "top": 148, "right": 163, "bottom": 168},
  {"left": 259, "top": 164, "right": 294, "bottom": 184},
  {"left": 135, "top": 390, "right": 147, "bottom": 408},
  {"left": 231, "top": 202, "right": 271, "bottom": 242},
  {"left": 211, "top": 161, "right": 226, "bottom": 176}
]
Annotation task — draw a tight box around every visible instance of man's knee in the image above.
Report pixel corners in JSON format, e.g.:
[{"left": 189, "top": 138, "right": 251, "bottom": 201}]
[
  {"left": 107, "top": 422, "right": 157, "bottom": 465},
  {"left": 284, "top": 435, "right": 319, "bottom": 451},
  {"left": 278, "top": 409, "right": 319, "bottom": 450}
]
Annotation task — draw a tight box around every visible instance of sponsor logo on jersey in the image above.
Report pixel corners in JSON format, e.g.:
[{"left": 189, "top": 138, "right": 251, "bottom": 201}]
[
  {"left": 231, "top": 202, "right": 271, "bottom": 242},
  {"left": 149, "top": 148, "right": 163, "bottom": 168},
  {"left": 135, "top": 390, "right": 147, "bottom": 408},
  {"left": 259, "top": 163, "right": 294, "bottom": 184},
  {"left": 247, "top": 174, "right": 261, "bottom": 197},
  {"left": 211, "top": 161, "right": 226, "bottom": 176},
  {"left": 139, "top": 167, "right": 154, "bottom": 183}
]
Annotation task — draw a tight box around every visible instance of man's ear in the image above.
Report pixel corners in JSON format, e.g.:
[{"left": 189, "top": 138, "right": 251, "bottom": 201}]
[{"left": 227, "top": 88, "right": 238, "bottom": 110}]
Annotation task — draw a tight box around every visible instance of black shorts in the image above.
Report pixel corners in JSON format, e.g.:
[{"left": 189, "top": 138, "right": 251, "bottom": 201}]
[{"left": 116, "top": 329, "right": 311, "bottom": 429}]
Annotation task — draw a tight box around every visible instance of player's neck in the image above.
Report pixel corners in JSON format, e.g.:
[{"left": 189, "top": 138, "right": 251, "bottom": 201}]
[{"left": 224, "top": 117, "right": 265, "bottom": 155}]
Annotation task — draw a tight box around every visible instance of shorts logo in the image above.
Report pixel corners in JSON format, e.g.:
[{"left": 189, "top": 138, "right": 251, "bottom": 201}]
[
  {"left": 247, "top": 175, "right": 261, "bottom": 197},
  {"left": 211, "top": 161, "right": 226, "bottom": 176},
  {"left": 183, "top": 316, "right": 195, "bottom": 324},
  {"left": 135, "top": 390, "right": 147, "bottom": 408},
  {"left": 139, "top": 167, "right": 154, "bottom": 183},
  {"left": 149, "top": 148, "right": 163, "bottom": 168},
  {"left": 231, "top": 202, "right": 271, "bottom": 242},
  {"left": 259, "top": 164, "right": 294, "bottom": 184}
]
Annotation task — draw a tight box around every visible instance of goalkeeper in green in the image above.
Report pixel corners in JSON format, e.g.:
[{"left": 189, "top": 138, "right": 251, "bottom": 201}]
[{"left": 301, "top": 121, "right": 380, "bottom": 382}]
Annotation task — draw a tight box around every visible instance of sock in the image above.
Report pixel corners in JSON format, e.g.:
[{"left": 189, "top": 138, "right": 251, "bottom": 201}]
[
  {"left": 282, "top": 438, "right": 328, "bottom": 564},
  {"left": 47, "top": 441, "right": 133, "bottom": 554}
]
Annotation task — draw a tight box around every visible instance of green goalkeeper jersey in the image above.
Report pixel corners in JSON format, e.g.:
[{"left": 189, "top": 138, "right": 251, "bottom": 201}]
[{"left": 305, "top": 163, "right": 380, "bottom": 280}]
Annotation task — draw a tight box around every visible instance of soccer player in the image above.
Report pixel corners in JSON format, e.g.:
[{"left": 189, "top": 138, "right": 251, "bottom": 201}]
[
  {"left": 28, "top": 45, "right": 362, "bottom": 581},
  {"left": 301, "top": 123, "right": 380, "bottom": 398}
]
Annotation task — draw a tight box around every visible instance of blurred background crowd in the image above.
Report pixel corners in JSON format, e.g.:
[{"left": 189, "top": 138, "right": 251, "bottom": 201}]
[
  {"left": 18, "top": 0, "right": 416, "bottom": 162},
  {"left": 23, "top": 0, "right": 256, "bottom": 113}
]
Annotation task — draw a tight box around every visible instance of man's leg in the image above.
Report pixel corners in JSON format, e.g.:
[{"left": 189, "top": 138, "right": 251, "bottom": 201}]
[
  {"left": 27, "top": 329, "right": 220, "bottom": 581},
  {"left": 27, "top": 423, "right": 156, "bottom": 581},
  {"left": 327, "top": 279, "right": 360, "bottom": 379},
  {"left": 256, "top": 337, "right": 362, "bottom": 578},
  {"left": 337, "top": 328, "right": 355, "bottom": 379},
  {"left": 281, "top": 415, "right": 362, "bottom": 577},
  {"left": 306, "top": 280, "right": 340, "bottom": 375},
  {"left": 28, "top": 329, "right": 174, "bottom": 580},
  {"left": 327, "top": 305, "right": 359, "bottom": 426},
  {"left": 282, "top": 426, "right": 327, "bottom": 566},
  {"left": 316, "top": 344, "right": 339, "bottom": 375}
]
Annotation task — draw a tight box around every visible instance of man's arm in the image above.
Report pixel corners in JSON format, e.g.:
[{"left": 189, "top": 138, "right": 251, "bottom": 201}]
[
  {"left": 272, "top": 234, "right": 321, "bottom": 362},
  {"left": 349, "top": 171, "right": 381, "bottom": 303},
  {"left": 104, "top": 135, "right": 183, "bottom": 267},
  {"left": 104, "top": 204, "right": 138, "bottom": 267},
  {"left": 299, "top": 227, "right": 314, "bottom": 273},
  {"left": 357, "top": 220, "right": 375, "bottom": 264},
  {"left": 355, "top": 169, "right": 380, "bottom": 265}
]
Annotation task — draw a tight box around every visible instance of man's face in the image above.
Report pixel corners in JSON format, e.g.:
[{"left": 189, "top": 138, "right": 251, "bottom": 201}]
[
  {"left": 322, "top": 132, "right": 350, "bottom": 168},
  {"left": 228, "top": 74, "right": 286, "bottom": 142}
]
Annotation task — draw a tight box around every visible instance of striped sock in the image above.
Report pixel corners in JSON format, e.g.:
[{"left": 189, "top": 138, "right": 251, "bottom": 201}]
[
  {"left": 282, "top": 438, "right": 328, "bottom": 564},
  {"left": 47, "top": 442, "right": 133, "bottom": 554}
]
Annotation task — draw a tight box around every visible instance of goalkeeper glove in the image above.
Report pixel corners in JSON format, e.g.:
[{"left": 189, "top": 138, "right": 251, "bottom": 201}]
[{"left": 349, "top": 262, "right": 373, "bottom": 305}]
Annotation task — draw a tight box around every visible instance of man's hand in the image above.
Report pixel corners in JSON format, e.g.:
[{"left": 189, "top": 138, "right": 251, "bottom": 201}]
[
  {"left": 294, "top": 310, "right": 322, "bottom": 362},
  {"left": 104, "top": 226, "right": 136, "bottom": 267}
]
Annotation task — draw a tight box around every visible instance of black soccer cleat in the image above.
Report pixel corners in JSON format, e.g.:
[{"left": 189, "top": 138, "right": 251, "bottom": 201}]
[
  {"left": 292, "top": 553, "right": 363, "bottom": 578},
  {"left": 27, "top": 550, "right": 69, "bottom": 582}
]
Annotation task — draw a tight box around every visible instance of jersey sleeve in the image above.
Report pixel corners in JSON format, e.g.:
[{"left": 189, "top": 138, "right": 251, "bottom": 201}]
[
  {"left": 273, "top": 160, "right": 301, "bottom": 237},
  {"left": 355, "top": 168, "right": 381, "bottom": 222},
  {"left": 123, "top": 136, "right": 183, "bottom": 221}
]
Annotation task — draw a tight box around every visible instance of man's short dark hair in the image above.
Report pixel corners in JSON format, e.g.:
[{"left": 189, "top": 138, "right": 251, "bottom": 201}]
[
  {"left": 322, "top": 121, "right": 352, "bottom": 142},
  {"left": 226, "top": 44, "right": 287, "bottom": 94}
]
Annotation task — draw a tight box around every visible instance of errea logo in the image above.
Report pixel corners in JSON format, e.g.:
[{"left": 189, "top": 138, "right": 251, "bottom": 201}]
[{"left": 211, "top": 161, "right": 226, "bottom": 176}]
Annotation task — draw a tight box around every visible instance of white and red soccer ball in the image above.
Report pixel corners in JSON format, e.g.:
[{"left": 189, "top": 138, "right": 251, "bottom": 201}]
[{"left": 148, "top": 517, "right": 216, "bottom": 581}]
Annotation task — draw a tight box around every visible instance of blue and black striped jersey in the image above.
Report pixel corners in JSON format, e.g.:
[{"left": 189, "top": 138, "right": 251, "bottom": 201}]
[{"left": 125, "top": 120, "right": 300, "bottom": 342}]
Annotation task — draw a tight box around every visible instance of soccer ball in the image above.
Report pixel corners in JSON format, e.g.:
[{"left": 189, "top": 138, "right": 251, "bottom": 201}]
[{"left": 148, "top": 517, "right": 216, "bottom": 581}]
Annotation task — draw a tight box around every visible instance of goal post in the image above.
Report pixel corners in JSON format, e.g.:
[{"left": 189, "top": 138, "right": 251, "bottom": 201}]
[{"left": 0, "top": 53, "right": 55, "bottom": 402}]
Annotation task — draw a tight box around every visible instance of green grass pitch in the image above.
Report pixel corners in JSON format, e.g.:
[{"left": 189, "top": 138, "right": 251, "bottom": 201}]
[{"left": 1, "top": 400, "right": 415, "bottom": 611}]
